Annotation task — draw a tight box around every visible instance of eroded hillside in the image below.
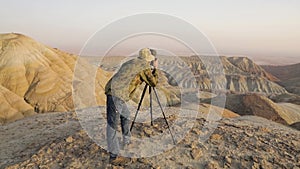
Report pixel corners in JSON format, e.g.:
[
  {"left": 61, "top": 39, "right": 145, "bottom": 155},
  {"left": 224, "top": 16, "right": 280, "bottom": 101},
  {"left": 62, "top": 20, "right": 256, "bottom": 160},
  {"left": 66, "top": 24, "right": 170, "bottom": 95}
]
[{"left": 0, "top": 33, "right": 110, "bottom": 123}]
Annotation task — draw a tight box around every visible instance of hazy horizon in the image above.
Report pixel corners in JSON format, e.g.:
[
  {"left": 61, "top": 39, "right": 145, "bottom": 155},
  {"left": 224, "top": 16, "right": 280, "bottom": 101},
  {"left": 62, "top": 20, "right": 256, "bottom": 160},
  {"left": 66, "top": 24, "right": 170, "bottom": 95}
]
[{"left": 1, "top": 0, "right": 300, "bottom": 65}]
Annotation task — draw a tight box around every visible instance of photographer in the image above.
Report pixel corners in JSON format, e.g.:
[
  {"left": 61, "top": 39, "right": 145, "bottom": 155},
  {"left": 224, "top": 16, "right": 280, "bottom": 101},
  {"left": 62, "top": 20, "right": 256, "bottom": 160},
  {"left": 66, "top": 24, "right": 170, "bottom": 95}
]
[{"left": 105, "top": 48, "right": 158, "bottom": 165}]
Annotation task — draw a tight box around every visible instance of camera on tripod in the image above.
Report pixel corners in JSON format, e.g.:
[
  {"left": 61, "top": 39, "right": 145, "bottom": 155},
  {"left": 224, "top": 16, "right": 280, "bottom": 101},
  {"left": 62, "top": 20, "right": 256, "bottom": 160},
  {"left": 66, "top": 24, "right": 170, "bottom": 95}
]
[
  {"left": 149, "top": 48, "right": 157, "bottom": 71},
  {"left": 150, "top": 57, "right": 157, "bottom": 70}
]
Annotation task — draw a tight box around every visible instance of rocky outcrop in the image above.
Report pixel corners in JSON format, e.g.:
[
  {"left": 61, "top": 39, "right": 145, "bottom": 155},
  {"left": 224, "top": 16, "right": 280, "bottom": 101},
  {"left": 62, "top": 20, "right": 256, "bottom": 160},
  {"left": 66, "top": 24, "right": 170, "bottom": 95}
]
[
  {"left": 1, "top": 108, "right": 299, "bottom": 169},
  {"left": 242, "top": 94, "right": 289, "bottom": 125},
  {"left": 199, "top": 103, "right": 239, "bottom": 118},
  {"left": 225, "top": 74, "right": 285, "bottom": 94},
  {"left": 202, "top": 93, "right": 300, "bottom": 125},
  {"left": 227, "top": 56, "right": 279, "bottom": 81},
  {"left": 175, "top": 56, "right": 287, "bottom": 95}
]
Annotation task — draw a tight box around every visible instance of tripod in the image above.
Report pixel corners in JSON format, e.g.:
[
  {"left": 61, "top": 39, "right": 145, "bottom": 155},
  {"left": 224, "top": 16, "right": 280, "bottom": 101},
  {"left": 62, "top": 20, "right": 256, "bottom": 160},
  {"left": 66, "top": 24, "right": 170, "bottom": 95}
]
[{"left": 130, "top": 83, "right": 176, "bottom": 145}]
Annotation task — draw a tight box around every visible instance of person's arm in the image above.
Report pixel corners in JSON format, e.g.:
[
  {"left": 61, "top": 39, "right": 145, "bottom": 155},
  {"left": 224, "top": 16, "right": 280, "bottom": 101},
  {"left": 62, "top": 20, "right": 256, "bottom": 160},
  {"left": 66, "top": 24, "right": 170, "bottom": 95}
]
[{"left": 140, "top": 68, "right": 158, "bottom": 87}]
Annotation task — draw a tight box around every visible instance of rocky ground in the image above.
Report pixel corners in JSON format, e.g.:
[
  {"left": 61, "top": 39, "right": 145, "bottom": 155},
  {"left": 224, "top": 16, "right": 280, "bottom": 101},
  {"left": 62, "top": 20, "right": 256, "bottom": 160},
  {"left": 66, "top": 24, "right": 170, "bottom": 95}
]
[{"left": 1, "top": 106, "right": 299, "bottom": 169}]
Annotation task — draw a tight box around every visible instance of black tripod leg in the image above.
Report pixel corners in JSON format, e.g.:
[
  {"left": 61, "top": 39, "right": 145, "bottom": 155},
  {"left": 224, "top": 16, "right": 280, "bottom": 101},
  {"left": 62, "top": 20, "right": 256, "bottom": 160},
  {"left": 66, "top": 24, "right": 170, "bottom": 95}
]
[
  {"left": 153, "top": 87, "right": 176, "bottom": 145},
  {"left": 130, "top": 84, "right": 148, "bottom": 131},
  {"left": 149, "top": 87, "right": 153, "bottom": 126}
]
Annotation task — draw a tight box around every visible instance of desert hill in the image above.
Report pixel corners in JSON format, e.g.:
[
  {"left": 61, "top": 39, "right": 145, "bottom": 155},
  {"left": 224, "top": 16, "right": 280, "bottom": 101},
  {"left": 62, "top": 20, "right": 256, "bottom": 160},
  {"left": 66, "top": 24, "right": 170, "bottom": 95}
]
[
  {"left": 280, "top": 77, "right": 300, "bottom": 95},
  {"left": 227, "top": 56, "right": 279, "bottom": 81},
  {"left": 178, "top": 56, "right": 286, "bottom": 94},
  {"left": 1, "top": 106, "right": 299, "bottom": 168},
  {"left": 0, "top": 33, "right": 110, "bottom": 123},
  {"left": 262, "top": 63, "right": 300, "bottom": 81},
  {"left": 262, "top": 63, "right": 300, "bottom": 95},
  {"left": 202, "top": 93, "right": 300, "bottom": 127}
]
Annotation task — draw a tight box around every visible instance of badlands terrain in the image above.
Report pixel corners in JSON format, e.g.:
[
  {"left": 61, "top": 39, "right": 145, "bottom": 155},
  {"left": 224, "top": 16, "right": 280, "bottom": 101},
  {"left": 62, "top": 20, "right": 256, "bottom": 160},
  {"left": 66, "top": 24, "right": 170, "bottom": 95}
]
[{"left": 0, "top": 33, "right": 299, "bottom": 168}]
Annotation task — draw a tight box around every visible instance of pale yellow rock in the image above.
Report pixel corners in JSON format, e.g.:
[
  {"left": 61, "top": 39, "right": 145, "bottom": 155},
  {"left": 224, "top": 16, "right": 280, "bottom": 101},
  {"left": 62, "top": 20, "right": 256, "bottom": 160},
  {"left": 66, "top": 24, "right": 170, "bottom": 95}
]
[
  {"left": 0, "top": 85, "right": 35, "bottom": 124},
  {"left": 0, "top": 33, "right": 110, "bottom": 123},
  {"left": 199, "top": 103, "right": 239, "bottom": 118},
  {"left": 65, "top": 136, "right": 74, "bottom": 143}
]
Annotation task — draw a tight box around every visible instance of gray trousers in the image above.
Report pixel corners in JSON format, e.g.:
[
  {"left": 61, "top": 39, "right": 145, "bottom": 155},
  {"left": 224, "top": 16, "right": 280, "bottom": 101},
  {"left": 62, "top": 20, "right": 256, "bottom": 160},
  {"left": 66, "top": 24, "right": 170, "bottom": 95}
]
[{"left": 106, "top": 95, "right": 131, "bottom": 157}]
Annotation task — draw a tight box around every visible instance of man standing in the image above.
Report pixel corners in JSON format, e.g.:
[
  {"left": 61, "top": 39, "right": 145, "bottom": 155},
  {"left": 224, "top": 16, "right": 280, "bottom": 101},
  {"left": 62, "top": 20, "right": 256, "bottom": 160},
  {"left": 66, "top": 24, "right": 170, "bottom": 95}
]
[{"left": 105, "top": 48, "right": 158, "bottom": 165}]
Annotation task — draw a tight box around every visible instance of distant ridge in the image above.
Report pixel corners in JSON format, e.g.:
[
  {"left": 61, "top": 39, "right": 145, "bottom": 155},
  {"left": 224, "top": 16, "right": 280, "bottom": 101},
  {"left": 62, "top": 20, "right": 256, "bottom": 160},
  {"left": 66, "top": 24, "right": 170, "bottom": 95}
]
[
  {"left": 262, "top": 63, "right": 300, "bottom": 95},
  {"left": 178, "top": 55, "right": 287, "bottom": 94},
  {"left": 262, "top": 63, "right": 300, "bottom": 81}
]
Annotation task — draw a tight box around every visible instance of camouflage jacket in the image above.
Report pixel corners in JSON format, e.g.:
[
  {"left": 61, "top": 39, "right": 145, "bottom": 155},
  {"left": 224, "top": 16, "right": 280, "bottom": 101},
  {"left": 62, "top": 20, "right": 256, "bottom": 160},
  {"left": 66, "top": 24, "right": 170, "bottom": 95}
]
[{"left": 105, "top": 57, "right": 158, "bottom": 101}]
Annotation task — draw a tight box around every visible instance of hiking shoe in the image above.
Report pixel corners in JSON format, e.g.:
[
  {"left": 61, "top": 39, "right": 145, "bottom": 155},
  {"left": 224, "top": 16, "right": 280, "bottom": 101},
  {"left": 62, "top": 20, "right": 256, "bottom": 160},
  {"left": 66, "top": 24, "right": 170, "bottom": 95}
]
[{"left": 109, "top": 156, "right": 131, "bottom": 166}]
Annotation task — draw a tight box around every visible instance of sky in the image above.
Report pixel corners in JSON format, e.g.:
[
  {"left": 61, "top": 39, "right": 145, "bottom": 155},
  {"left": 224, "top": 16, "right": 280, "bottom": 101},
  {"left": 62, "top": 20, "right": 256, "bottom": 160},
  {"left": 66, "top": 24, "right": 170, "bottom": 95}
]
[{"left": 1, "top": 0, "right": 300, "bottom": 65}]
